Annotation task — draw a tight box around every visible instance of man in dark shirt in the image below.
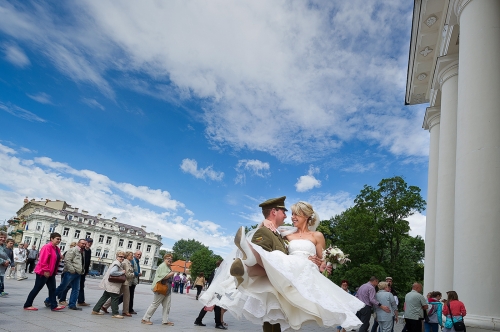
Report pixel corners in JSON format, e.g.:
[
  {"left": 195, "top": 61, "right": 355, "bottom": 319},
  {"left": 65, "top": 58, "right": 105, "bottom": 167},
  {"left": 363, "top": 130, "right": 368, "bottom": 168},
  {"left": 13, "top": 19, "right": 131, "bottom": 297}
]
[{"left": 77, "top": 238, "right": 93, "bottom": 306}]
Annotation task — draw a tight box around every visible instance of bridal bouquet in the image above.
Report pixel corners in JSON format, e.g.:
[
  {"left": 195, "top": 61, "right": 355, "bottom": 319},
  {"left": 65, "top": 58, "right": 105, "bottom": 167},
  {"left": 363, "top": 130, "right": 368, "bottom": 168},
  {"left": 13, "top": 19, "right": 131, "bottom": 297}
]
[{"left": 322, "top": 246, "right": 350, "bottom": 276}]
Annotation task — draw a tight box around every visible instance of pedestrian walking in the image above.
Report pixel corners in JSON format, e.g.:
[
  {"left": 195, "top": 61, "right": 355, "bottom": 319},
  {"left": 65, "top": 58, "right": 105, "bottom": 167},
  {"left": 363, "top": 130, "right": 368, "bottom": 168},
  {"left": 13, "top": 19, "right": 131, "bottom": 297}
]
[
  {"left": 141, "top": 253, "right": 175, "bottom": 326},
  {"left": 23, "top": 233, "right": 65, "bottom": 311},
  {"left": 194, "top": 272, "right": 206, "bottom": 300},
  {"left": 91, "top": 251, "right": 127, "bottom": 319}
]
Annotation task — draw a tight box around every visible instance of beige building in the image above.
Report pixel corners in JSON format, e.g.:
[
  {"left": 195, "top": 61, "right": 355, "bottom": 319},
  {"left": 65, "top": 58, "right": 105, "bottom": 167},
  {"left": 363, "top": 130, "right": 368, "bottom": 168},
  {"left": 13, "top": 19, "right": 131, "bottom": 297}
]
[
  {"left": 407, "top": 0, "right": 499, "bottom": 331},
  {"left": 8, "top": 198, "right": 162, "bottom": 281}
]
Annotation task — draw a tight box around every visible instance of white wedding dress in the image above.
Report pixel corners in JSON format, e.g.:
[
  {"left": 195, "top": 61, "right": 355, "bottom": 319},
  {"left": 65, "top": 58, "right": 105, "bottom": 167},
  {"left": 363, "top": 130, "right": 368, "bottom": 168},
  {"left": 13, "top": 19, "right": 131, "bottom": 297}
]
[{"left": 200, "top": 237, "right": 364, "bottom": 331}]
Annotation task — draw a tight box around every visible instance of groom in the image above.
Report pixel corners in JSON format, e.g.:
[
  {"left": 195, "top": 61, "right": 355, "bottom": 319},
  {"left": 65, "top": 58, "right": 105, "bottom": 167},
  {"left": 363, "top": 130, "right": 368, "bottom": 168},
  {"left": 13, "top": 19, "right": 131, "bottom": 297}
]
[{"left": 231, "top": 196, "right": 326, "bottom": 332}]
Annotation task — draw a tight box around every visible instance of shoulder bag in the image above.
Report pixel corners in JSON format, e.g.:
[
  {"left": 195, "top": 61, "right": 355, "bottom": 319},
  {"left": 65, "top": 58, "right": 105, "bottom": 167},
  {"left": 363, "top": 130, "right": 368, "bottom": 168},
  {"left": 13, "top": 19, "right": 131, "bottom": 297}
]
[
  {"left": 153, "top": 279, "right": 169, "bottom": 295},
  {"left": 447, "top": 302, "right": 466, "bottom": 332},
  {"left": 108, "top": 263, "right": 126, "bottom": 283},
  {"left": 108, "top": 273, "right": 126, "bottom": 283}
]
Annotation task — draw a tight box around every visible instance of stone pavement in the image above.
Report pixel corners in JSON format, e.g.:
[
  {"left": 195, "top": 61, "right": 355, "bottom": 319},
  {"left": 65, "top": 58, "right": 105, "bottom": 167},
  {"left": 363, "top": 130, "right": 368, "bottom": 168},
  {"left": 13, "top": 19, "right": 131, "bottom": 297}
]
[{"left": 0, "top": 275, "right": 405, "bottom": 331}]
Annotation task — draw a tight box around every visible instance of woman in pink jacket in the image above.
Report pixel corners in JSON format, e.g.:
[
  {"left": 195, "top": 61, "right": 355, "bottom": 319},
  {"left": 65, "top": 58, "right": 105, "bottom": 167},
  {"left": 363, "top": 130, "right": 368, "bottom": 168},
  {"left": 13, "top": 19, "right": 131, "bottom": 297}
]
[{"left": 23, "top": 232, "right": 65, "bottom": 311}]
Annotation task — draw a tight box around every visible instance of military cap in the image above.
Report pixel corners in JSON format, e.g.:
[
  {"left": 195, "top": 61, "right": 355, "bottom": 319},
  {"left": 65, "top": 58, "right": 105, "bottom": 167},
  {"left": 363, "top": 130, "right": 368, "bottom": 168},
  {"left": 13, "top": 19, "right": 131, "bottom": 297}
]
[{"left": 259, "top": 196, "right": 288, "bottom": 211}]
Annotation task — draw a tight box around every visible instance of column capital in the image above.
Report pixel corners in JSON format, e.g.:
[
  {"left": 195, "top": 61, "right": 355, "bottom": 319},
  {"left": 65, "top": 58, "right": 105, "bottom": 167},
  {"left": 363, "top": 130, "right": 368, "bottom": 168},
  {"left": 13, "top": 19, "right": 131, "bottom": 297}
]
[
  {"left": 454, "top": 0, "right": 474, "bottom": 23},
  {"left": 437, "top": 62, "right": 459, "bottom": 89},
  {"left": 430, "top": 55, "right": 459, "bottom": 106},
  {"left": 423, "top": 106, "right": 441, "bottom": 131}
]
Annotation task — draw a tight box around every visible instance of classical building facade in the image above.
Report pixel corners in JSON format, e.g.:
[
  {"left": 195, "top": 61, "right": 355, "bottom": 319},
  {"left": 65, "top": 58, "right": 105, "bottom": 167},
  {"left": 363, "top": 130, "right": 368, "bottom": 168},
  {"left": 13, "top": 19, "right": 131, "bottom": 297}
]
[
  {"left": 8, "top": 198, "right": 162, "bottom": 281},
  {"left": 406, "top": 1, "right": 499, "bottom": 331}
]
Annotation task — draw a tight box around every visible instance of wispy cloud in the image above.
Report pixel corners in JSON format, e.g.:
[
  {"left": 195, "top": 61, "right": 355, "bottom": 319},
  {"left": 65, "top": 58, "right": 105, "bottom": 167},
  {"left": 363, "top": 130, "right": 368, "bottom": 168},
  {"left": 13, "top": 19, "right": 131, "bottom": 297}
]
[
  {"left": 27, "top": 92, "right": 52, "bottom": 104},
  {"left": 295, "top": 166, "right": 321, "bottom": 192},
  {"left": 0, "top": 143, "right": 233, "bottom": 249},
  {"left": 180, "top": 158, "right": 224, "bottom": 181},
  {"left": 2, "top": 43, "right": 30, "bottom": 67},
  {"left": 81, "top": 98, "right": 105, "bottom": 110},
  {"left": 0, "top": 102, "right": 46, "bottom": 122},
  {"left": 234, "top": 159, "right": 270, "bottom": 184},
  {"left": 0, "top": 1, "right": 427, "bottom": 164},
  {"left": 342, "top": 162, "right": 375, "bottom": 173}
]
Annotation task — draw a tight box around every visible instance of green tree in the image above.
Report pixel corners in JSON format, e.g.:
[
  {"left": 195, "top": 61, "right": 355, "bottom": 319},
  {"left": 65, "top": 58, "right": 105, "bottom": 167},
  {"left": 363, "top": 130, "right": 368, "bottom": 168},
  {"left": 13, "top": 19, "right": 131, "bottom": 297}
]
[
  {"left": 323, "top": 176, "right": 425, "bottom": 304},
  {"left": 190, "top": 247, "right": 223, "bottom": 279},
  {"left": 172, "top": 239, "right": 207, "bottom": 262},
  {"left": 156, "top": 249, "right": 167, "bottom": 266},
  {"left": 354, "top": 176, "right": 425, "bottom": 266}
]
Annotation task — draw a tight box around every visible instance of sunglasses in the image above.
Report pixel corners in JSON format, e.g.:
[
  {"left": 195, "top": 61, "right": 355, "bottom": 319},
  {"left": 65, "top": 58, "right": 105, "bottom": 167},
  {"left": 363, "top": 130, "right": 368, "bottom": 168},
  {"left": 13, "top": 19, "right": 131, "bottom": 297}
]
[{"left": 118, "top": 256, "right": 125, "bottom": 258}]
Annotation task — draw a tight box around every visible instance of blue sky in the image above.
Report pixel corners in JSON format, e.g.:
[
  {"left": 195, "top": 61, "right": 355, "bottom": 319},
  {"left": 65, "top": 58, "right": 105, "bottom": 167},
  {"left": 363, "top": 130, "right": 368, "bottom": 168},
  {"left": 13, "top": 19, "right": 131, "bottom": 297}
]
[{"left": 0, "top": 0, "right": 428, "bottom": 256}]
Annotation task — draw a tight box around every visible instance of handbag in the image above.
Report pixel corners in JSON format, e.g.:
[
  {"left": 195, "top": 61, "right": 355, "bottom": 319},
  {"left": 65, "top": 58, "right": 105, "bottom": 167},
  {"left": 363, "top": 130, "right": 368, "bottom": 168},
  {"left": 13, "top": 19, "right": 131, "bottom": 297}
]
[
  {"left": 447, "top": 302, "right": 466, "bottom": 332},
  {"left": 153, "top": 279, "right": 168, "bottom": 295},
  {"left": 108, "top": 273, "right": 126, "bottom": 283},
  {"left": 423, "top": 307, "right": 430, "bottom": 323}
]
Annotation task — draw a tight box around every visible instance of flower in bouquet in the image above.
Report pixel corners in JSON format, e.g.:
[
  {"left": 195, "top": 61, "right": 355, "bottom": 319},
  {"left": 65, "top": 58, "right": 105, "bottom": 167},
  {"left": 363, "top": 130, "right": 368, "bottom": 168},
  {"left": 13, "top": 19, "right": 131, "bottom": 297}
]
[{"left": 322, "top": 246, "right": 351, "bottom": 276}]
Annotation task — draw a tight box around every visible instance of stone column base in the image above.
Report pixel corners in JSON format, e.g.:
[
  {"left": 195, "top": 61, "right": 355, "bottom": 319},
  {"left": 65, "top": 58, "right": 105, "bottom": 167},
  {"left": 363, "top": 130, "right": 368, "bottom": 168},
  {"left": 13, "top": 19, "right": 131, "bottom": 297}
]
[{"left": 465, "top": 314, "right": 500, "bottom": 331}]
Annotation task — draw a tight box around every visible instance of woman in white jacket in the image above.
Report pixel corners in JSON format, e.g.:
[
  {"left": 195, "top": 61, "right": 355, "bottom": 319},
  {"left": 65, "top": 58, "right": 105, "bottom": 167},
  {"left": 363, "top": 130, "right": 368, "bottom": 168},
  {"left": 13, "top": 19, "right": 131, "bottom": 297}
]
[{"left": 91, "top": 251, "right": 126, "bottom": 319}]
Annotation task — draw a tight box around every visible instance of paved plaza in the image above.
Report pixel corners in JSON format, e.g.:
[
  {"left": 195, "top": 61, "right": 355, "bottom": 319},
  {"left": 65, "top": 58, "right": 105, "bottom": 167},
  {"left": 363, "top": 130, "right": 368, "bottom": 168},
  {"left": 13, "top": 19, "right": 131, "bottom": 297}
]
[{"left": 0, "top": 275, "right": 404, "bottom": 331}]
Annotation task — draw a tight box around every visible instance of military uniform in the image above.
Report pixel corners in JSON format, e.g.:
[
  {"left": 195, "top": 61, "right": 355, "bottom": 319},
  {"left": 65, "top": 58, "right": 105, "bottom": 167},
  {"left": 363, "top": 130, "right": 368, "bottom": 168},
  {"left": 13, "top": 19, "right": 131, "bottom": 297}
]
[
  {"left": 251, "top": 225, "right": 287, "bottom": 254},
  {"left": 253, "top": 196, "right": 288, "bottom": 332}
]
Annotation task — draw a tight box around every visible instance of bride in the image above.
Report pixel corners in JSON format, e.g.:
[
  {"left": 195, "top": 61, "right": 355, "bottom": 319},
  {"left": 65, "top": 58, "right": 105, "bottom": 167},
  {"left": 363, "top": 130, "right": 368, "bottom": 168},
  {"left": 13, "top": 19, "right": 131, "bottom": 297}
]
[{"left": 200, "top": 198, "right": 364, "bottom": 331}]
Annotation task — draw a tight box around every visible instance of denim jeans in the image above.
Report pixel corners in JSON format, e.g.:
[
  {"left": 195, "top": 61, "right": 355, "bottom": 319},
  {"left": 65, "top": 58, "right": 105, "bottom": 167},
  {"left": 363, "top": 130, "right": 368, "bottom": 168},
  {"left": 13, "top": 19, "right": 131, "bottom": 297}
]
[
  {"left": 0, "top": 275, "right": 4, "bottom": 292},
  {"left": 24, "top": 273, "right": 58, "bottom": 309},
  {"left": 49, "top": 272, "right": 80, "bottom": 308},
  {"left": 425, "top": 322, "right": 439, "bottom": 332}
]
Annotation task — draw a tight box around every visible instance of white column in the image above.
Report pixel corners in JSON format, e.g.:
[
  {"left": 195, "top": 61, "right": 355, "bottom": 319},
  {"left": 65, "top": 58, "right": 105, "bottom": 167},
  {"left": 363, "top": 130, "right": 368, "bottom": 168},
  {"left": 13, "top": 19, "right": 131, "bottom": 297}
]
[
  {"left": 423, "top": 107, "right": 440, "bottom": 295},
  {"left": 433, "top": 59, "right": 459, "bottom": 294},
  {"left": 454, "top": 0, "right": 500, "bottom": 329}
]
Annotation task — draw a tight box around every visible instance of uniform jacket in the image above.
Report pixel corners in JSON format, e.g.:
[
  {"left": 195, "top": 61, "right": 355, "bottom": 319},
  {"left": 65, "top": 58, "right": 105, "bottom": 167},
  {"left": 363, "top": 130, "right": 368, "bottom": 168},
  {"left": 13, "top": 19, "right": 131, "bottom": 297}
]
[{"left": 251, "top": 223, "right": 287, "bottom": 254}]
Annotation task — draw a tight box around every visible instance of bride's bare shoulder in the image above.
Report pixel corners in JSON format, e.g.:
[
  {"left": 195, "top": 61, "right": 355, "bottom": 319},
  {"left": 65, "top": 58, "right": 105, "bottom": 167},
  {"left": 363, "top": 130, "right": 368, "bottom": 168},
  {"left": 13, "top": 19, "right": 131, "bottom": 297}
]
[{"left": 313, "top": 231, "right": 325, "bottom": 238}]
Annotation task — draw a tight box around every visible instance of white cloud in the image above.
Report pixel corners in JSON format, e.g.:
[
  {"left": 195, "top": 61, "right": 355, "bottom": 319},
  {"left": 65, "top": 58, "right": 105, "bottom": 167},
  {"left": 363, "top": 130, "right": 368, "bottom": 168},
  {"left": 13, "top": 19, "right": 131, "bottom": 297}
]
[
  {"left": 82, "top": 98, "right": 105, "bottom": 110},
  {"left": 234, "top": 159, "right": 270, "bottom": 184},
  {"left": 26, "top": 92, "right": 52, "bottom": 104},
  {"left": 295, "top": 166, "right": 321, "bottom": 192},
  {"left": 0, "top": 102, "right": 46, "bottom": 122},
  {"left": 407, "top": 212, "right": 426, "bottom": 239},
  {"left": 0, "top": 143, "right": 232, "bottom": 249},
  {"left": 2, "top": 43, "right": 30, "bottom": 67},
  {"left": 307, "top": 191, "right": 355, "bottom": 221},
  {"left": 180, "top": 158, "right": 224, "bottom": 181},
  {"left": 0, "top": 1, "right": 427, "bottom": 164}
]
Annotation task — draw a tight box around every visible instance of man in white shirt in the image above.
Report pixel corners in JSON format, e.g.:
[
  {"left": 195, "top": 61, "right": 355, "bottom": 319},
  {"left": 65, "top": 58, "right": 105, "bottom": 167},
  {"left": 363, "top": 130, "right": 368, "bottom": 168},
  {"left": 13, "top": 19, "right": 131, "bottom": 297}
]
[{"left": 13, "top": 243, "right": 28, "bottom": 280}]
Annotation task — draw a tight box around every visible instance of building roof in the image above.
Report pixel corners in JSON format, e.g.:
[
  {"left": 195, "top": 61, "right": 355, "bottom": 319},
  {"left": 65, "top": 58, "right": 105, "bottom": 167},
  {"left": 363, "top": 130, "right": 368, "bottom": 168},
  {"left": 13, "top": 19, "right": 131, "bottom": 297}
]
[
  {"left": 171, "top": 260, "right": 191, "bottom": 273},
  {"left": 17, "top": 198, "right": 161, "bottom": 242}
]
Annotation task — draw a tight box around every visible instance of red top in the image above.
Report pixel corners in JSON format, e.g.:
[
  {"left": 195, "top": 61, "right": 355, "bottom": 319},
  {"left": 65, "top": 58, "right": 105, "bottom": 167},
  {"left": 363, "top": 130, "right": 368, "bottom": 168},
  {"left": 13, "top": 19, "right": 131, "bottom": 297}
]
[
  {"left": 443, "top": 300, "right": 466, "bottom": 317},
  {"left": 34, "top": 243, "right": 61, "bottom": 276}
]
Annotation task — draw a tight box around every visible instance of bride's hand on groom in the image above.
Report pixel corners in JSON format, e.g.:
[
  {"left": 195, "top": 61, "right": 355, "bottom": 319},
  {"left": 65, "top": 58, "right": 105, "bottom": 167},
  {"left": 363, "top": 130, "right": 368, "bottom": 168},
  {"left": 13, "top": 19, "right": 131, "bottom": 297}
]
[{"left": 262, "top": 220, "right": 277, "bottom": 232}]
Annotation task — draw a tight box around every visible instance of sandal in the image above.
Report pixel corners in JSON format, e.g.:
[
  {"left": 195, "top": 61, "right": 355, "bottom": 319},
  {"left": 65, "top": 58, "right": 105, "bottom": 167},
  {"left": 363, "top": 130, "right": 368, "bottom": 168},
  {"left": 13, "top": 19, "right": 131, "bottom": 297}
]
[
  {"left": 163, "top": 322, "right": 174, "bottom": 326},
  {"left": 52, "top": 306, "right": 65, "bottom": 311},
  {"left": 24, "top": 307, "right": 38, "bottom": 311}
]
